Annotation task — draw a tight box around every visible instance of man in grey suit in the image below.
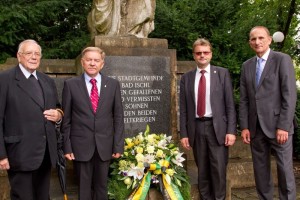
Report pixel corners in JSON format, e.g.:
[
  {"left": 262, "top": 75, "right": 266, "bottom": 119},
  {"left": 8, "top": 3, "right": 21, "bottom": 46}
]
[
  {"left": 180, "top": 38, "right": 236, "bottom": 199},
  {"left": 239, "top": 26, "right": 297, "bottom": 199},
  {"left": 0, "top": 39, "right": 63, "bottom": 200},
  {"left": 61, "top": 46, "right": 124, "bottom": 200}
]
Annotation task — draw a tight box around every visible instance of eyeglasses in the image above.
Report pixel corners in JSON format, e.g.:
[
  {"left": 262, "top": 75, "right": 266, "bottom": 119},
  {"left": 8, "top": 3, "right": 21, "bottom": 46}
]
[
  {"left": 193, "top": 51, "right": 211, "bottom": 56},
  {"left": 20, "top": 52, "right": 42, "bottom": 58},
  {"left": 83, "top": 58, "right": 103, "bottom": 63}
]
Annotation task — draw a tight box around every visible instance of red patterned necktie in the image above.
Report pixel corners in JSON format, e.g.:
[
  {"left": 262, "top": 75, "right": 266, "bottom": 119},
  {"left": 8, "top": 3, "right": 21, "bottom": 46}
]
[
  {"left": 197, "top": 70, "right": 206, "bottom": 117},
  {"left": 90, "top": 79, "right": 99, "bottom": 113}
]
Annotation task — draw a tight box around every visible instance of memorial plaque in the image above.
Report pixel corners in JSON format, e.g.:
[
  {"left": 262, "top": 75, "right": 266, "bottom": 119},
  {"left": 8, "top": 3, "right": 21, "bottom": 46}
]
[{"left": 102, "top": 56, "right": 171, "bottom": 137}]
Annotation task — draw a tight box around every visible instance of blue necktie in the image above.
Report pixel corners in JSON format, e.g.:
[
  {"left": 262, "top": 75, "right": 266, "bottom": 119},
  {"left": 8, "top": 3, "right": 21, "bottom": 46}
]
[{"left": 256, "top": 58, "right": 263, "bottom": 87}]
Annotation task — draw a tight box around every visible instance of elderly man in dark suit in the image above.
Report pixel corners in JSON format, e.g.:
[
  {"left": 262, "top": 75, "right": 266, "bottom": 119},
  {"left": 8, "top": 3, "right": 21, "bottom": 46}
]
[
  {"left": 180, "top": 38, "right": 236, "bottom": 199},
  {"left": 239, "top": 26, "right": 297, "bottom": 199},
  {"left": 0, "top": 39, "right": 63, "bottom": 200},
  {"left": 61, "top": 46, "right": 124, "bottom": 200}
]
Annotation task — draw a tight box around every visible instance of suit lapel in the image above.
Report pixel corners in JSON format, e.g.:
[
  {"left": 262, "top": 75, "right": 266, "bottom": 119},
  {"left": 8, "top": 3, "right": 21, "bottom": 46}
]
[
  {"left": 257, "top": 51, "right": 274, "bottom": 89},
  {"left": 79, "top": 74, "right": 94, "bottom": 113},
  {"left": 15, "top": 66, "right": 44, "bottom": 109},
  {"left": 249, "top": 57, "right": 257, "bottom": 90},
  {"left": 210, "top": 65, "right": 217, "bottom": 95},
  {"left": 190, "top": 69, "right": 196, "bottom": 104},
  {"left": 36, "top": 72, "right": 48, "bottom": 108}
]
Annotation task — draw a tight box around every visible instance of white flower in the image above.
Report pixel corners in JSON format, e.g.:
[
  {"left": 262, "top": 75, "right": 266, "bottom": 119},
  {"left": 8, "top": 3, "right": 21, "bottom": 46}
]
[
  {"left": 171, "top": 152, "right": 185, "bottom": 167},
  {"left": 144, "top": 154, "right": 155, "bottom": 163},
  {"left": 127, "top": 166, "right": 145, "bottom": 180},
  {"left": 136, "top": 133, "right": 144, "bottom": 142},
  {"left": 160, "top": 134, "right": 172, "bottom": 143},
  {"left": 157, "top": 139, "right": 167, "bottom": 149}
]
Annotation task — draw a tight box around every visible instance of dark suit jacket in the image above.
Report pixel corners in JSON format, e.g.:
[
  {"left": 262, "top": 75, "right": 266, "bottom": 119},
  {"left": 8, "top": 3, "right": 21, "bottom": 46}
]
[
  {"left": 0, "top": 66, "right": 60, "bottom": 171},
  {"left": 180, "top": 65, "right": 236, "bottom": 146},
  {"left": 61, "top": 73, "right": 124, "bottom": 162},
  {"left": 239, "top": 50, "right": 297, "bottom": 138}
]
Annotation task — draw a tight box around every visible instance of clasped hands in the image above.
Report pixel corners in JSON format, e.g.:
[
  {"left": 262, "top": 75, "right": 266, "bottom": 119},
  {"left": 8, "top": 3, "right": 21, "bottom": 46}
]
[{"left": 43, "top": 109, "right": 63, "bottom": 123}]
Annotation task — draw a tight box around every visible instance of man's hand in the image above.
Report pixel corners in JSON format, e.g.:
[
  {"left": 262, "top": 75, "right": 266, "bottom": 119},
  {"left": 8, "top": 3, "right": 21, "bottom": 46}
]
[
  {"left": 241, "top": 129, "right": 251, "bottom": 144},
  {"left": 44, "top": 109, "right": 62, "bottom": 122},
  {"left": 0, "top": 158, "right": 10, "bottom": 170},
  {"left": 64, "top": 153, "right": 75, "bottom": 161},
  {"left": 225, "top": 134, "right": 236, "bottom": 146},
  {"left": 112, "top": 153, "right": 121, "bottom": 159},
  {"left": 180, "top": 138, "right": 191, "bottom": 150},
  {"left": 276, "top": 129, "right": 288, "bottom": 145}
]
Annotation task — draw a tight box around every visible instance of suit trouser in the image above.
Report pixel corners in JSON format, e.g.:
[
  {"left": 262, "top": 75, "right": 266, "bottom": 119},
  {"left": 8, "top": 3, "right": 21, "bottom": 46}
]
[
  {"left": 73, "top": 149, "right": 110, "bottom": 200},
  {"left": 7, "top": 147, "right": 51, "bottom": 200},
  {"left": 193, "top": 119, "right": 228, "bottom": 200},
  {"left": 251, "top": 122, "right": 296, "bottom": 200}
]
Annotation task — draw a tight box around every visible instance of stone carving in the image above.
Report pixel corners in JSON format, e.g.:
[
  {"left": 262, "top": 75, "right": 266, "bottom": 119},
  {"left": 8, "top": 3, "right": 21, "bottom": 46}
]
[{"left": 88, "top": 0, "right": 156, "bottom": 38}]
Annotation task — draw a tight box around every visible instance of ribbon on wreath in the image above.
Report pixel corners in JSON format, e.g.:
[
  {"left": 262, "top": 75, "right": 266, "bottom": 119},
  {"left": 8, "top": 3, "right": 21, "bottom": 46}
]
[
  {"left": 127, "top": 171, "right": 152, "bottom": 200},
  {"left": 127, "top": 159, "right": 183, "bottom": 200}
]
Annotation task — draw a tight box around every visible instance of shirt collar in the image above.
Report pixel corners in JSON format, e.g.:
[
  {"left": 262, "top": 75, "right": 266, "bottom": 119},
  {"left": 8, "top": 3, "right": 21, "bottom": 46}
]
[
  {"left": 257, "top": 48, "right": 270, "bottom": 61},
  {"left": 19, "top": 64, "right": 38, "bottom": 79},
  {"left": 197, "top": 64, "right": 211, "bottom": 74},
  {"left": 84, "top": 73, "right": 101, "bottom": 83}
]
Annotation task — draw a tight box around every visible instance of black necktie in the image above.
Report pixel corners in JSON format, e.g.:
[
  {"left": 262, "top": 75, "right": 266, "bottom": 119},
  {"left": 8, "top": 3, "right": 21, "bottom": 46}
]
[{"left": 29, "top": 74, "right": 44, "bottom": 107}]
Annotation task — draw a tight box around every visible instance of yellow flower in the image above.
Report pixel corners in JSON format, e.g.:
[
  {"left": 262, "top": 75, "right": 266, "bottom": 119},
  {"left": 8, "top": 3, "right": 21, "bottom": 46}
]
[
  {"left": 137, "top": 162, "right": 144, "bottom": 168},
  {"left": 119, "top": 160, "right": 130, "bottom": 171},
  {"left": 136, "top": 147, "right": 144, "bottom": 154},
  {"left": 125, "top": 138, "right": 132, "bottom": 145},
  {"left": 126, "top": 142, "right": 135, "bottom": 149},
  {"left": 158, "top": 159, "right": 164, "bottom": 166},
  {"left": 154, "top": 134, "right": 160, "bottom": 140},
  {"left": 134, "top": 138, "right": 140, "bottom": 145},
  {"left": 124, "top": 177, "right": 132, "bottom": 185},
  {"left": 147, "top": 145, "right": 155, "bottom": 153},
  {"left": 154, "top": 169, "right": 162, "bottom": 174},
  {"left": 156, "top": 149, "right": 164, "bottom": 158},
  {"left": 172, "top": 150, "right": 179, "bottom": 155},
  {"left": 135, "top": 153, "right": 144, "bottom": 162},
  {"left": 165, "top": 169, "right": 175, "bottom": 176},
  {"left": 147, "top": 134, "right": 155, "bottom": 143}
]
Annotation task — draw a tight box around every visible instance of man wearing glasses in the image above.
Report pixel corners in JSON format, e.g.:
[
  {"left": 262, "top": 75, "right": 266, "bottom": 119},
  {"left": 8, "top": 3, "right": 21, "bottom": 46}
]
[
  {"left": 180, "top": 38, "right": 236, "bottom": 199},
  {"left": 0, "top": 39, "right": 63, "bottom": 200}
]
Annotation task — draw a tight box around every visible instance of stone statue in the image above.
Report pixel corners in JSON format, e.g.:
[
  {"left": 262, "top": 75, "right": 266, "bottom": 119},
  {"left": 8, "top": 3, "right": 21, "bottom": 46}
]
[{"left": 88, "top": 0, "right": 156, "bottom": 38}]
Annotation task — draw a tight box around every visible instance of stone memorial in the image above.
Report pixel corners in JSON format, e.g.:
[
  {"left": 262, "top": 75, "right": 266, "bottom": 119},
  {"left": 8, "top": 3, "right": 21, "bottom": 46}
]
[{"left": 102, "top": 56, "right": 170, "bottom": 137}]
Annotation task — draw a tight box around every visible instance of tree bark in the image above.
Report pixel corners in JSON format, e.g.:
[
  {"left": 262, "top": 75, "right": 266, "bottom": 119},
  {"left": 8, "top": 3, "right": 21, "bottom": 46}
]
[{"left": 278, "top": 0, "right": 296, "bottom": 50}]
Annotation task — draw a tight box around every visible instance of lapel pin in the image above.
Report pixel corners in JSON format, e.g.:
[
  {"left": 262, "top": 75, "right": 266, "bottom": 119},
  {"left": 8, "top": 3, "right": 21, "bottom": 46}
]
[
  {"left": 104, "top": 85, "right": 107, "bottom": 87},
  {"left": 214, "top": 71, "right": 216, "bottom": 73}
]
